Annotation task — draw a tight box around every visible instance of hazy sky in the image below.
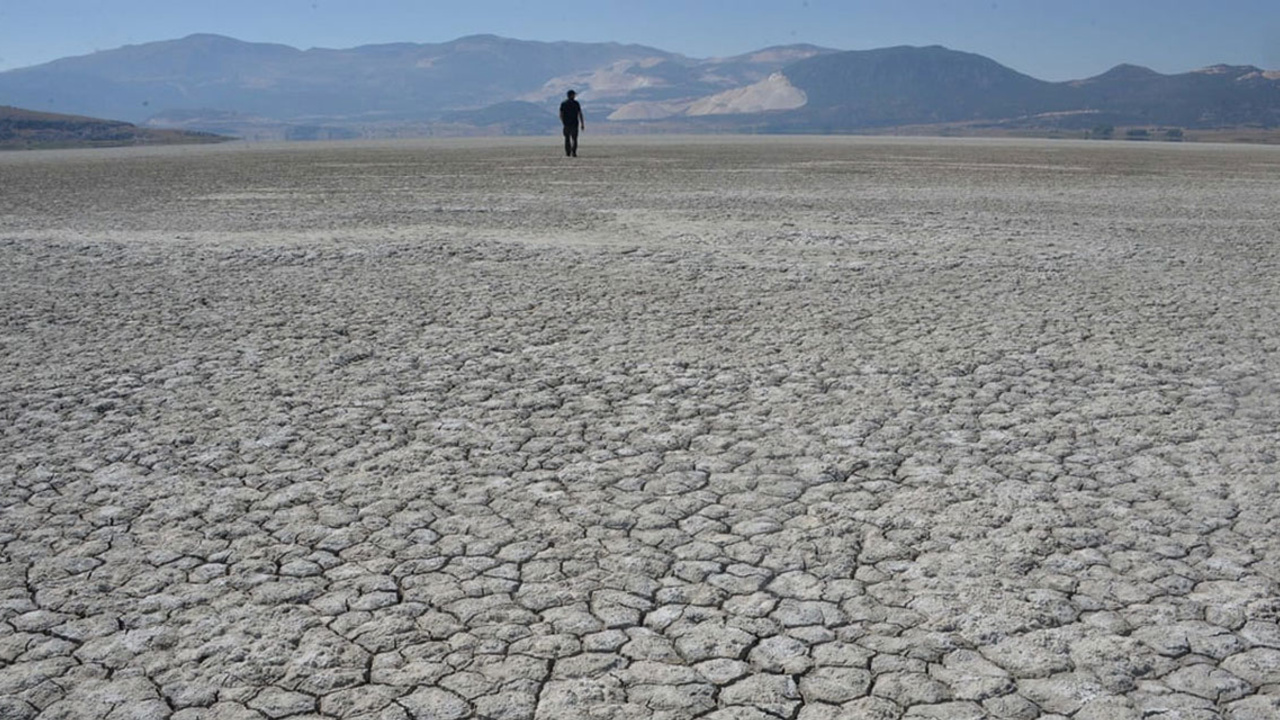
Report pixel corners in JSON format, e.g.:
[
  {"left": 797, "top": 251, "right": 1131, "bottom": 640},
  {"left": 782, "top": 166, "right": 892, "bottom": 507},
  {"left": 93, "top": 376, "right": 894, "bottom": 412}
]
[{"left": 2, "top": 0, "right": 1278, "bottom": 79}]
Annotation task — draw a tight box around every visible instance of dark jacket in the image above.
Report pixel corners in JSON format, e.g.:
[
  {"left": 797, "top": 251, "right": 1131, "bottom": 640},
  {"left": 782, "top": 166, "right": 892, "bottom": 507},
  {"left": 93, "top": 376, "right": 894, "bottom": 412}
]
[{"left": 560, "top": 99, "right": 582, "bottom": 127}]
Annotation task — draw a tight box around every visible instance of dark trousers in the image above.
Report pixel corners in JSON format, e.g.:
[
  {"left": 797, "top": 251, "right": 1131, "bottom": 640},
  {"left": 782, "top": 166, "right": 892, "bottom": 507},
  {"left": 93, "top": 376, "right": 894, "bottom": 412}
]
[{"left": 563, "top": 125, "right": 579, "bottom": 156}]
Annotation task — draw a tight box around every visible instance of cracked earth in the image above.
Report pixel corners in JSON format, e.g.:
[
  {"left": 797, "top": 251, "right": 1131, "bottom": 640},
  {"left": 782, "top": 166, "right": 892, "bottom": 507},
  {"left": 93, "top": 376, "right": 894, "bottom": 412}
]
[{"left": 1, "top": 136, "right": 1278, "bottom": 719}]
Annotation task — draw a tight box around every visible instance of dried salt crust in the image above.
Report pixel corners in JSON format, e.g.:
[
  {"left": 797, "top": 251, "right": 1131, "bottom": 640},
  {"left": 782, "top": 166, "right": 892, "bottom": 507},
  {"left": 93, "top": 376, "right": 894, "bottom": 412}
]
[{"left": 2, "top": 136, "right": 1279, "bottom": 719}]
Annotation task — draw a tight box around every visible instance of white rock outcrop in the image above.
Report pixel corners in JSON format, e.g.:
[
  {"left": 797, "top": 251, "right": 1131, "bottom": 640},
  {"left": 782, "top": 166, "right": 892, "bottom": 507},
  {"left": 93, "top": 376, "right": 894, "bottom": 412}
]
[
  {"left": 608, "top": 73, "right": 807, "bottom": 121},
  {"left": 686, "top": 73, "right": 808, "bottom": 116}
]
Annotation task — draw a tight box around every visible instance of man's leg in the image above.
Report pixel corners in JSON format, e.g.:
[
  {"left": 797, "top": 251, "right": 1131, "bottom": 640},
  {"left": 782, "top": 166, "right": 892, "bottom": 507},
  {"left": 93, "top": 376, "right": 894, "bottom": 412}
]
[
  {"left": 564, "top": 127, "right": 573, "bottom": 156},
  {"left": 569, "top": 128, "right": 579, "bottom": 156}
]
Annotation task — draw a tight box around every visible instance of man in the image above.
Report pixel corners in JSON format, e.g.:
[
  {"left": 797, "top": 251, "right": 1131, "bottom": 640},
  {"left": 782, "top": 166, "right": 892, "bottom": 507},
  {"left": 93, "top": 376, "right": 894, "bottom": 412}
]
[{"left": 559, "top": 90, "right": 584, "bottom": 157}]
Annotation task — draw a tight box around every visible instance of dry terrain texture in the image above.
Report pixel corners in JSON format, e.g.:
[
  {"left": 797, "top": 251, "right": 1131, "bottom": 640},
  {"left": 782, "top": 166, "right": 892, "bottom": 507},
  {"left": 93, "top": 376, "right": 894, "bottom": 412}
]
[{"left": 2, "top": 137, "right": 1279, "bottom": 719}]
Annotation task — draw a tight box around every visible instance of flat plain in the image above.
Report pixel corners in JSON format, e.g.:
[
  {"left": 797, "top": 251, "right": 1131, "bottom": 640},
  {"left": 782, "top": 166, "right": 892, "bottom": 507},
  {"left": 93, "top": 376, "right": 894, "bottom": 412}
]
[{"left": 2, "top": 136, "right": 1279, "bottom": 719}]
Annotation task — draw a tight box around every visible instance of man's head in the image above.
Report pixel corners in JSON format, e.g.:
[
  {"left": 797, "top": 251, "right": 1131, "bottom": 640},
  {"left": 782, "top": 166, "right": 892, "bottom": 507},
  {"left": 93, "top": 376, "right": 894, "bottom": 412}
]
[{"left": 567, "top": 90, "right": 577, "bottom": 99}]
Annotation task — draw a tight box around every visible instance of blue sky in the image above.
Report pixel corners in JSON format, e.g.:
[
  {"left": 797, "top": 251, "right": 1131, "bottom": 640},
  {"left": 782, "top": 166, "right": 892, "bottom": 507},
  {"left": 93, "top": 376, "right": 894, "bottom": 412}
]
[{"left": 2, "top": 0, "right": 1277, "bottom": 79}]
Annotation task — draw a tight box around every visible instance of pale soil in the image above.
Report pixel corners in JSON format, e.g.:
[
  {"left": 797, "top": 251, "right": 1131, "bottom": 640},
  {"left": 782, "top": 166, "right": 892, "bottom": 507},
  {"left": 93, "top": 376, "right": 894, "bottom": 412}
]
[{"left": 2, "top": 136, "right": 1279, "bottom": 719}]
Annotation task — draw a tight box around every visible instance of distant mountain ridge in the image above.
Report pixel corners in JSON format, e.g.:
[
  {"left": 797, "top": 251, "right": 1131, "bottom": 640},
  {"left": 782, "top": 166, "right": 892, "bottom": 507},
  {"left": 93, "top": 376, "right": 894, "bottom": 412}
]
[
  {"left": 0, "top": 34, "right": 819, "bottom": 127},
  {"left": 0, "top": 34, "right": 678, "bottom": 124},
  {"left": 780, "top": 45, "right": 1063, "bottom": 129},
  {"left": 766, "top": 47, "right": 1280, "bottom": 132},
  {"left": 0, "top": 34, "right": 1276, "bottom": 138}
]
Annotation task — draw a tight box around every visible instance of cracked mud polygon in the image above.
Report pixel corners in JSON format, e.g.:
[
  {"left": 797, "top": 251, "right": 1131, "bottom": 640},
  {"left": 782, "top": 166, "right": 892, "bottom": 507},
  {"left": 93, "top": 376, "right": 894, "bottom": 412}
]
[{"left": 2, "top": 137, "right": 1278, "bottom": 719}]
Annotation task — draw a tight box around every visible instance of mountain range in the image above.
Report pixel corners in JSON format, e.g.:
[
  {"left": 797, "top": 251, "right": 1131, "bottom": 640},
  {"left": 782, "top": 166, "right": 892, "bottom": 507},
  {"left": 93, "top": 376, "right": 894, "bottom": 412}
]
[{"left": 1, "top": 34, "right": 1277, "bottom": 139}]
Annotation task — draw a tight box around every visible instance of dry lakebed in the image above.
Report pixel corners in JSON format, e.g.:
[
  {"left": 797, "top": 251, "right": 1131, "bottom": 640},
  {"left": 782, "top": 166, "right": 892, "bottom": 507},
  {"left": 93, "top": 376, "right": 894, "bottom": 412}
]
[{"left": 2, "top": 136, "right": 1279, "bottom": 718}]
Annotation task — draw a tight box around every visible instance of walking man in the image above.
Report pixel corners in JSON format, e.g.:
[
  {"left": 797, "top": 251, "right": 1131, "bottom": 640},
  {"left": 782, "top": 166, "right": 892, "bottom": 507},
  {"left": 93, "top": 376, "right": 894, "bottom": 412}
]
[{"left": 560, "top": 90, "right": 584, "bottom": 157}]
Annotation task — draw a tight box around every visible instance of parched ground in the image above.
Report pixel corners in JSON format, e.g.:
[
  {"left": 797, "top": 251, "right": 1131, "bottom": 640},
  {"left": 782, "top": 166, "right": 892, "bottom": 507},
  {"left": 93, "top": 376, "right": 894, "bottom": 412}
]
[{"left": 1, "top": 136, "right": 1278, "bottom": 719}]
